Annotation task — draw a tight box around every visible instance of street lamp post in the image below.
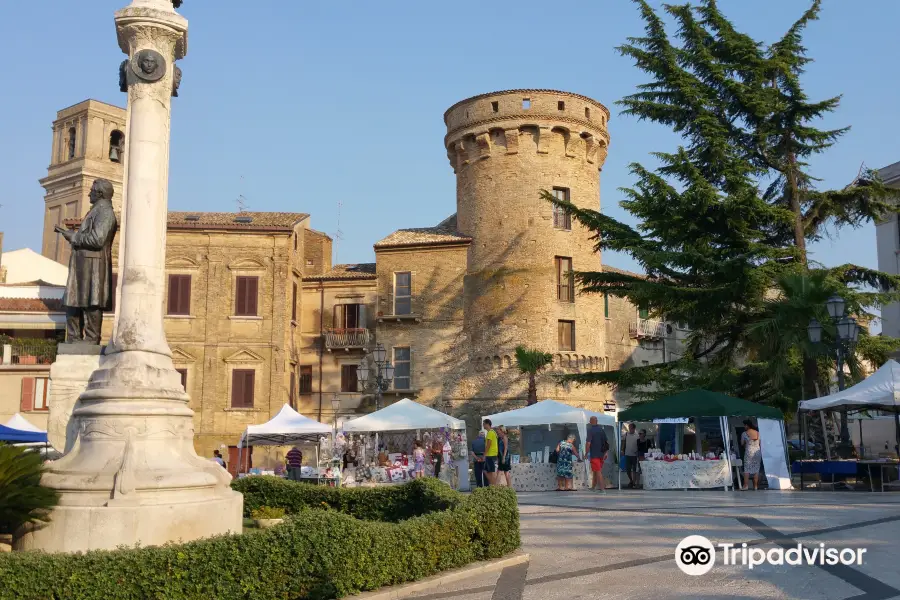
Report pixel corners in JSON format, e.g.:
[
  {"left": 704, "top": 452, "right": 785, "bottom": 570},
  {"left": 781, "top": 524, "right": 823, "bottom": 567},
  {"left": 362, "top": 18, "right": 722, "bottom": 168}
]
[
  {"left": 357, "top": 342, "right": 394, "bottom": 412},
  {"left": 807, "top": 294, "right": 860, "bottom": 446}
]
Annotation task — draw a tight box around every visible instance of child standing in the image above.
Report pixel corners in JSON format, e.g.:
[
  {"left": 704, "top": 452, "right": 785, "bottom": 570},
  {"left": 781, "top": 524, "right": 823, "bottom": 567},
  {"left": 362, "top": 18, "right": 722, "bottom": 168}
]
[{"left": 413, "top": 440, "right": 426, "bottom": 478}]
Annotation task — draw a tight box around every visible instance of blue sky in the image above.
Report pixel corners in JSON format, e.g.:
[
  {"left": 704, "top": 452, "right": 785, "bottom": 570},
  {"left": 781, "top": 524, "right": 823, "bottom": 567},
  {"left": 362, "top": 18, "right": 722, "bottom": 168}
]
[{"left": 1, "top": 0, "right": 897, "bottom": 275}]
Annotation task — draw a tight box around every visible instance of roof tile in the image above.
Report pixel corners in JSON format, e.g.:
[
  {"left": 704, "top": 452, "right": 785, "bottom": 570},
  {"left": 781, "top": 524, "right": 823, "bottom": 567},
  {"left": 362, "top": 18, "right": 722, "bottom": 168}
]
[
  {"left": 374, "top": 226, "right": 471, "bottom": 249},
  {"left": 304, "top": 263, "right": 377, "bottom": 282}
]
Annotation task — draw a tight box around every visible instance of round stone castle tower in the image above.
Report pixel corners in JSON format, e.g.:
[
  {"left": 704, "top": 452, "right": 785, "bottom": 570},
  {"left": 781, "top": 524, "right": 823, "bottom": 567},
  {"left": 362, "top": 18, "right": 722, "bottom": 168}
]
[{"left": 444, "top": 89, "right": 610, "bottom": 409}]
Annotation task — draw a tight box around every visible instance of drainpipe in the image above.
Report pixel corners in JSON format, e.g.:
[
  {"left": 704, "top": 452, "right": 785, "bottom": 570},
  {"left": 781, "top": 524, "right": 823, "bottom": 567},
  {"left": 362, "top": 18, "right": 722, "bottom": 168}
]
[{"left": 318, "top": 284, "right": 324, "bottom": 422}]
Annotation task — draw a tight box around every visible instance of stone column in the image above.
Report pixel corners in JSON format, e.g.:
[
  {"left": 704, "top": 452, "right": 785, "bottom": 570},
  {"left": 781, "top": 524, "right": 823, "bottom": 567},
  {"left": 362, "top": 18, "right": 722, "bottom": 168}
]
[{"left": 17, "top": 0, "right": 242, "bottom": 553}]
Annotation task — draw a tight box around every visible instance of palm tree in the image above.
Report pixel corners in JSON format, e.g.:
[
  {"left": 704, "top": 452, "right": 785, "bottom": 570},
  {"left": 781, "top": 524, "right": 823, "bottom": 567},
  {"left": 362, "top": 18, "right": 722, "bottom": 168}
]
[
  {"left": 514, "top": 345, "right": 554, "bottom": 405},
  {"left": 0, "top": 443, "right": 60, "bottom": 536}
]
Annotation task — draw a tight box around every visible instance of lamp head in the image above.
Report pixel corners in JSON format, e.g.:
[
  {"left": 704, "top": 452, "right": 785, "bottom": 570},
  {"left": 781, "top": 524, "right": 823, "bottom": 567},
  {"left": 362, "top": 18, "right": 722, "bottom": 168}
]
[
  {"left": 826, "top": 295, "right": 846, "bottom": 320},
  {"left": 807, "top": 318, "right": 823, "bottom": 344}
]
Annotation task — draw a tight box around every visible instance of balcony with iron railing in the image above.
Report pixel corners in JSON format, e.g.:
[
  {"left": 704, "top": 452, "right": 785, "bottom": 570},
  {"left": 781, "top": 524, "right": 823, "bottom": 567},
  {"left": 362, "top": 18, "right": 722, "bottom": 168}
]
[
  {"left": 324, "top": 328, "right": 372, "bottom": 351},
  {"left": 629, "top": 319, "right": 667, "bottom": 340},
  {"left": 1, "top": 341, "right": 58, "bottom": 366}
]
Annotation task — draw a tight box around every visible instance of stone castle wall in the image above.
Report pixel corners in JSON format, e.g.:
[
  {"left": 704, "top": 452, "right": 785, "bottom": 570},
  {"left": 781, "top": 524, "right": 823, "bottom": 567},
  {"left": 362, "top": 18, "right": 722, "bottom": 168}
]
[{"left": 443, "top": 90, "right": 611, "bottom": 416}]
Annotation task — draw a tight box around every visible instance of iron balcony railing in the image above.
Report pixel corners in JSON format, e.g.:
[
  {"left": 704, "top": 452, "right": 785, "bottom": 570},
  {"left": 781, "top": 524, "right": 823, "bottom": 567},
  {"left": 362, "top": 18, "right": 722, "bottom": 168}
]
[
  {"left": 8, "top": 343, "right": 58, "bottom": 365},
  {"left": 629, "top": 319, "right": 666, "bottom": 340},
  {"left": 324, "top": 328, "right": 371, "bottom": 350}
]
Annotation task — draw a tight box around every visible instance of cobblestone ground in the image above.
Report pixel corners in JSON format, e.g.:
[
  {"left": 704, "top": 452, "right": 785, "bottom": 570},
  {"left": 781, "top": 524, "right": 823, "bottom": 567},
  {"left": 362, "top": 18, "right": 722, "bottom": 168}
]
[{"left": 409, "top": 490, "right": 900, "bottom": 600}]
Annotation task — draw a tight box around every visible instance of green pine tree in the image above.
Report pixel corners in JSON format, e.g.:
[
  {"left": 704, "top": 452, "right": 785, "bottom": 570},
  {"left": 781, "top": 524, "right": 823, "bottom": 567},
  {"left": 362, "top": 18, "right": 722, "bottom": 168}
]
[{"left": 543, "top": 0, "right": 900, "bottom": 410}]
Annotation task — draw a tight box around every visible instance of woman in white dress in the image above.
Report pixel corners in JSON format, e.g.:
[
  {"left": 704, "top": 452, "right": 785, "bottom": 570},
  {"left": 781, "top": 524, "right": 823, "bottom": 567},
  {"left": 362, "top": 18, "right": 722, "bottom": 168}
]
[{"left": 741, "top": 419, "right": 762, "bottom": 490}]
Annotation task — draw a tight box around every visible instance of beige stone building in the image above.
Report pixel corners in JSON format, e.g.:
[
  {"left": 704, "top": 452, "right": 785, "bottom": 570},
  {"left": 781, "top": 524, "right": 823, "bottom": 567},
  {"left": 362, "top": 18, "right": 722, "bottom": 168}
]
[{"left": 23, "top": 92, "right": 685, "bottom": 461}]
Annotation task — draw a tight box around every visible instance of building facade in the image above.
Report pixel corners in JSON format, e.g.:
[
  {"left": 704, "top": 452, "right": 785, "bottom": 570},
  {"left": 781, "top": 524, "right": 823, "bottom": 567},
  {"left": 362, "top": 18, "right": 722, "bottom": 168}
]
[{"left": 26, "top": 93, "right": 685, "bottom": 459}]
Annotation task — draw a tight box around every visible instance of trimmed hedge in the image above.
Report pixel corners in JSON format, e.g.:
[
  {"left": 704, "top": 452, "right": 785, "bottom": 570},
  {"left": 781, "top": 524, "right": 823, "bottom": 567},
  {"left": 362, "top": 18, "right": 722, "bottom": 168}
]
[
  {"left": 232, "top": 475, "right": 461, "bottom": 522},
  {"left": 0, "top": 479, "right": 519, "bottom": 600}
]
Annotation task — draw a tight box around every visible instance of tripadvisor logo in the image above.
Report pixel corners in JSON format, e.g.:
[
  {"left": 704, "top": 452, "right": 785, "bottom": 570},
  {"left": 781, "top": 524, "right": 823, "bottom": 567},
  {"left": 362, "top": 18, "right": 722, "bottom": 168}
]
[{"left": 676, "top": 536, "right": 867, "bottom": 575}]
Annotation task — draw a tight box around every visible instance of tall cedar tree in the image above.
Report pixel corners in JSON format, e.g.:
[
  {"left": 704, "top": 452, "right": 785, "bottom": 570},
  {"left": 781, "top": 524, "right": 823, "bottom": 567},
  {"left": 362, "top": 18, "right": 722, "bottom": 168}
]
[{"left": 545, "top": 0, "right": 900, "bottom": 409}]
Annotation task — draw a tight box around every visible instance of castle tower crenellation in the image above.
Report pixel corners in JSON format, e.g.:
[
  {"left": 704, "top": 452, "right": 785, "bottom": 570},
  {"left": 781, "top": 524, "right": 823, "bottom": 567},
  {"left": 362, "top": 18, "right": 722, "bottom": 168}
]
[{"left": 445, "top": 89, "right": 610, "bottom": 408}]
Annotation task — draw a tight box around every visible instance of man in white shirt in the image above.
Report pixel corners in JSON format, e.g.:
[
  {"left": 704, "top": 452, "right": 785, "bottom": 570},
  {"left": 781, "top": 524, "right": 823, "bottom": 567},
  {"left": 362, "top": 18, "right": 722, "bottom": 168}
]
[{"left": 622, "top": 423, "right": 640, "bottom": 489}]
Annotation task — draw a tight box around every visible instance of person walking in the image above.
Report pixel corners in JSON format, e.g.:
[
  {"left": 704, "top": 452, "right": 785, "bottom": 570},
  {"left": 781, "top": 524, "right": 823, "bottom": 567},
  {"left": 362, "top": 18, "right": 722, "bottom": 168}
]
[
  {"left": 497, "top": 426, "right": 512, "bottom": 487},
  {"left": 471, "top": 429, "right": 487, "bottom": 487},
  {"left": 622, "top": 423, "right": 640, "bottom": 489},
  {"left": 483, "top": 419, "right": 498, "bottom": 486},
  {"left": 555, "top": 433, "right": 580, "bottom": 491},
  {"left": 584, "top": 416, "right": 609, "bottom": 493},
  {"left": 741, "top": 420, "right": 762, "bottom": 490},
  {"left": 211, "top": 449, "right": 226, "bottom": 470},
  {"left": 286, "top": 446, "right": 303, "bottom": 481}
]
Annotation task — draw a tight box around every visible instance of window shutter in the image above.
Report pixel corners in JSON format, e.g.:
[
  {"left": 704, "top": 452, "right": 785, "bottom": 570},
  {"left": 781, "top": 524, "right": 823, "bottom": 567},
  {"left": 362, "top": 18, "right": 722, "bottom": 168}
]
[
  {"left": 20, "top": 377, "right": 35, "bottom": 412},
  {"left": 231, "top": 370, "right": 244, "bottom": 408},
  {"left": 244, "top": 370, "right": 255, "bottom": 407},
  {"left": 333, "top": 304, "right": 342, "bottom": 329},
  {"left": 180, "top": 275, "right": 191, "bottom": 315},
  {"left": 248, "top": 278, "right": 258, "bottom": 316},
  {"left": 167, "top": 275, "right": 178, "bottom": 315},
  {"left": 289, "top": 371, "right": 296, "bottom": 408},
  {"left": 292, "top": 282, "right": 298, "bottom": 322},
  {"left": 358, "top": 304, "right": 367, "bottom": 329},
  {"left": 235, "top": 278, "right": 246, "bottom": 316}
]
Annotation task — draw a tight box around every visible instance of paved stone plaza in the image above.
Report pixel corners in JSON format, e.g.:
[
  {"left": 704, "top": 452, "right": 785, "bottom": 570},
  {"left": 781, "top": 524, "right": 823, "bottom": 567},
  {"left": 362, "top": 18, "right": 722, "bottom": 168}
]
[{"left": 411, "top": 491, "right": 900, "bottom": 600}]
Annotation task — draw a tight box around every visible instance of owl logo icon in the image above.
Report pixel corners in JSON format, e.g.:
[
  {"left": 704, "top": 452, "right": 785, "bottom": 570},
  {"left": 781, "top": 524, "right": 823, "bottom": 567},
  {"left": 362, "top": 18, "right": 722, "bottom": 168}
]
[{"left": 675, "top": 535, "right": 716, "bottom": 575}]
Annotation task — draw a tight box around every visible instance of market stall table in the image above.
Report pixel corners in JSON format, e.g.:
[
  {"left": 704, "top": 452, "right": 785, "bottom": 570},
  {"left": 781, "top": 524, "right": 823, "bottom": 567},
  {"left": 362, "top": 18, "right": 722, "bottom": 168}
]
[
  {"left": 792, "top": 459, "right": 899, "bottom": 492},
  {"left": 640, "top": 459, "right": 731, "bottom": 490}
]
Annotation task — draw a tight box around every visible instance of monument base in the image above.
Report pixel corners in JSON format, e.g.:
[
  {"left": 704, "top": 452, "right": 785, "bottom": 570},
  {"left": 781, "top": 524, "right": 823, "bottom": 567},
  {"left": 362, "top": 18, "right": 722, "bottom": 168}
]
[
  {"left": 14, "top": 491, "right": 243, "bottom": 552},
  {"left": 47, "top": 346, "right": 104, "bottom": 453}
]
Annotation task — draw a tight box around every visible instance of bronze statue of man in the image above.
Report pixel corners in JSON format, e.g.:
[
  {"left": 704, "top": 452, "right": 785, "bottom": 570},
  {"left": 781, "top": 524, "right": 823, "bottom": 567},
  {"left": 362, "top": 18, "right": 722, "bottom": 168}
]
[{"left": 54, "top": 179, "right": 118, "bottom": 344}]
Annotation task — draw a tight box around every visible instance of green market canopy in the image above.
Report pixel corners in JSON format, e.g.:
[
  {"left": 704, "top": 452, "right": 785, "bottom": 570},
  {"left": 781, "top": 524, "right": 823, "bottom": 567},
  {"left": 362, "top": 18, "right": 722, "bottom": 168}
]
[{"left": 617, "top": 389, "right": 783, "bottom": 422}]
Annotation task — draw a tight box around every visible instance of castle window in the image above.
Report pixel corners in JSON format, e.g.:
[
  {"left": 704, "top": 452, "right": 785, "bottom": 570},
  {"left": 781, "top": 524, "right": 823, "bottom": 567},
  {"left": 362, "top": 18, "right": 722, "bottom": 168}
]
[
  {"left": 585, "top": 107, "right": 591, "bottom": 120},
  {"left": 109, "top": 130, "right": 124, "bottom": 163},
  {"left": 552, "top": 187, "right": 571, "bottom": 230},
  {"left": 299, "top": 365, "right": 313, "bottom": 394},
  {"left": 555, "top": 257, "right": 574, "bottom": 303},
  {"left": 522, "top": 98, "right": 531, "bottom": 109},
  {"left": 67, "top": 127, "right": 77, "bottom": 160},
  {"left": 393, "top": 272, "right": 412, "bottom": 315},
  {"left": 393, "top": 347, "right": 411, "bottom": 390},
  {"left": 176, "top": 368, "right": 188, "bottom": 392},
  {"left": 491, "top": 101, "right": 499, "bottom": 112},
  {"left": 558, "top": 320, "right": 575, "bottom": 351},
  {"left": 558, "top": 101, "right": 565, "bottom": 111},
  {"left": 341, "top": 364, "right": 359, "bottom": 392},
  {"left": 604, "top": 294, "right": 609, "bottom": 318}
]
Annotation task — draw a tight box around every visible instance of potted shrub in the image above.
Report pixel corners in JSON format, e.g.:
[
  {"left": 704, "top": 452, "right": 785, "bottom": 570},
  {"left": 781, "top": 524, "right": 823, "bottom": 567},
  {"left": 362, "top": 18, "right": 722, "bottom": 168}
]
[
  {"left": 250, "top": 505, "right": 285, "bottom": 529},
  {"left": 0, "top": 443, "right": 60, "bottom": 550}
]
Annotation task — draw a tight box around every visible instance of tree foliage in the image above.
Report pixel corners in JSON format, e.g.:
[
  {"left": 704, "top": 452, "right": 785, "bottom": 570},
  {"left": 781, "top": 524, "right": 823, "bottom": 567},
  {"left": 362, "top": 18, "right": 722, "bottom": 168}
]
[
  {"left": 544, "top": 0, "right": 900, "bottom": 410},
  {"left": 514, "top": 345, "right": 554, "bottom": 405},
  {"left": 0, "top": 443, "right": 59, "bottom": 534}
]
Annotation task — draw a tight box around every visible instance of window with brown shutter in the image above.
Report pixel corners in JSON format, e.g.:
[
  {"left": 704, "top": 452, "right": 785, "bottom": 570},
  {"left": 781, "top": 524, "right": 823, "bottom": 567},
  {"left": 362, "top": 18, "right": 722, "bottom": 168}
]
[
  {"left": 555, "top": 257, "right": 574, "bottom": 303},
  {"left": 231, "top": 369, "right": 255, "bottom": 408},
  {"left": 167, "top": 274, "right": 192, "bottom": 316},
  {"left": 20, "top": 377, "right": 35, "bottom": 412},
  {"left": 552, "top": 187, "right": 572, "bottom": 230},
  {"left": 291, "top": 281, "right": 298, "bottom": 322},
  {"left": 299, "top": 365, "right": 313, "bottom": 394},
  {"left": 235, "top": 276, "right": 259, "bottom": 317},
  {"left": 558, "top": 320, "right": 575, "bottom": 351},
  {"left": 340, "top": 364, "right": 358, "bottom": 392},
  {"left": 175, "top": 368, "right": 188, "bottom": 392}
]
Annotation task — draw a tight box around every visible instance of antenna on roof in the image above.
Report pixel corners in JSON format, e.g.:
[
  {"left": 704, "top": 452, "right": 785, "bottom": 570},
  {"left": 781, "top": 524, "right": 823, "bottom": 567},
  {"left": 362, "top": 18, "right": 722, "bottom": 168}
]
[
  {"left": 236, "top": 175, "right": 249, "bottom": 212},
  {"left": 333, "top": 197, "right": 344, "bottom": 264}
]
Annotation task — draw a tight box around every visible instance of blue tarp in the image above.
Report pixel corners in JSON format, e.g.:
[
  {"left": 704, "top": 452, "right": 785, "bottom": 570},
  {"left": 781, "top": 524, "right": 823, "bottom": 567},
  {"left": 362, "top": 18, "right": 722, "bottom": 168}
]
[{"left": 0, "top": 424, "right": 47, "bottom": 443}]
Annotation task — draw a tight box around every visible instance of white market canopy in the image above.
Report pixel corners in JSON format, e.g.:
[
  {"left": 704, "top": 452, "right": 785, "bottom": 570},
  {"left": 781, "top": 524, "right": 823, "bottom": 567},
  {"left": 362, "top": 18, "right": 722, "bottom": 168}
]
[
  {"left": 484, "top": 399, "right": 616, "bottom": 429},
  {"left": 342, "top": 398, "right": 465, "bottom": 432},
  {"left": 799, "top": 360, "right": 900, "bottom": 412},
  {"left": 238, "top": 404, "right": 332, "bottom": 447},
  {"left": 4, "top": 413, "right": 46, "bottom": 433}
]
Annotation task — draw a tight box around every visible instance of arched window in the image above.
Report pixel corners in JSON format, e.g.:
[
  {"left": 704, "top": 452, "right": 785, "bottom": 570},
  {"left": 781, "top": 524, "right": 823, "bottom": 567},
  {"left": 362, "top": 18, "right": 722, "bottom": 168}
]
[
  {"left": 109, "top": 130, "right": 125, "bottom": 163},
  {"left": 68, "top": 127, "right": 77, "bottom": 160}
]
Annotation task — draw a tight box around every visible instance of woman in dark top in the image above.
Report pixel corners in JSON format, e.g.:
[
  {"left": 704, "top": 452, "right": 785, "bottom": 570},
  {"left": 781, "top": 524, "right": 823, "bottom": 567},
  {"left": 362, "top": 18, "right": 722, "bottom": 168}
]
[{"left": 497, "top": 426, "right": 512, "bottom": 487}]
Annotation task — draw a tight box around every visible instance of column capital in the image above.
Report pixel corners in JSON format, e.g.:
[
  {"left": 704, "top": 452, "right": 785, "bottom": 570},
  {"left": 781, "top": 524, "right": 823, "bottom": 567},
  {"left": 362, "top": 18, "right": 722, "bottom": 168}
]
[{"left": 115, "top": 2, "right": 188, "bottom": 60}]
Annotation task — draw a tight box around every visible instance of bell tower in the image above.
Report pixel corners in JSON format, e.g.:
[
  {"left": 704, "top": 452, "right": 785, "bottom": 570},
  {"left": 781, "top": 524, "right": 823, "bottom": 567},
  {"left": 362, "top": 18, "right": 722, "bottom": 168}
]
[{"left": 39, "top": 99, "right": 126, "bottom": 264}]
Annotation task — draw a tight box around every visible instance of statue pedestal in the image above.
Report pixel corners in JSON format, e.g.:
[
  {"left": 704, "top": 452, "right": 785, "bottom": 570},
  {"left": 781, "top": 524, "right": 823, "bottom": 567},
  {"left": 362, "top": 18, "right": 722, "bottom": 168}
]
[{"left": 47, "top": 345, "right": 103, "bottom": 453}]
